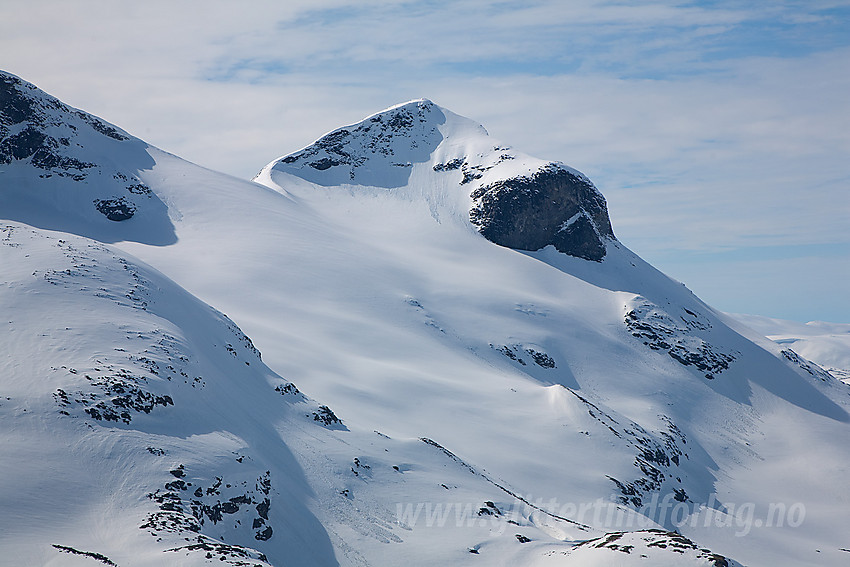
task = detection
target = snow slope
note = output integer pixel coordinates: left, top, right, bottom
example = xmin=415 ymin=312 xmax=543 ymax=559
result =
xmin=3 ymin=71 xmax=849 ymax=566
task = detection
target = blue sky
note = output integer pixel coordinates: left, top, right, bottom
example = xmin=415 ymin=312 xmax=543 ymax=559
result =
xmin=2 ymin=0 xmax=848 ymax=322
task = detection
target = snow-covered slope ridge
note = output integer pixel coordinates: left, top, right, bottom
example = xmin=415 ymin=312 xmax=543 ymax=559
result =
xmin=0 ymin=71 xmax=174 ymax=244
xmin=258 ymin=99 xmax=615 ymax=261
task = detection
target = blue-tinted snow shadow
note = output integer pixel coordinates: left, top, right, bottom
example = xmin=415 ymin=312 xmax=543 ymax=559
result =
xmin=0 ymin=143 xmax=177 ymax=246
xmin=0 ymin=190 xmax=178 ymax=246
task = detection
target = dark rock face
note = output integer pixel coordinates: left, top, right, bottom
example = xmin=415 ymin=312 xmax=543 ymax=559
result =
xmin=493 ymin=344 xmax=557 ymax=368
xmin=469 ymin=164 xmax=615 ymax=261
xmin=0 ymin=75 xmax=37 ymax=124
xmin=2 ymin=126 xmax=46 ymax=161
xmin=51 ymin=545 xmax=118 ymax=567
xmin=312 ymin=404 xmax=342 ymax=427
xmin=551 ymin=212 xmax=607 ymax=262
xmin=0 ymin=73 xmax=127 ymax=173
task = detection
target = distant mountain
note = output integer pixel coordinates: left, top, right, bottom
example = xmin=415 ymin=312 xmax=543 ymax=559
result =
xmin=3 ymin=70 xmax=849 ymax=566
xmin=730 ymin=314 xmax=850 ymax=383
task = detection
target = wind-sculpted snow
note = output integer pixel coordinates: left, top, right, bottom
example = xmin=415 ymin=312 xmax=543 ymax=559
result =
xmin=20 ymin=229 xmax=264 ymax=424
xmin=0 ymin=71 xmax=175 ymax=244
xmin=2 ymin=221 xmax=743 ymax=566
xmin=566 ymin=389 xmax=692 ymax=508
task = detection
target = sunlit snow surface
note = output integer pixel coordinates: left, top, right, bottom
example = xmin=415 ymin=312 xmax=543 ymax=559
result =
xmin=2 ymin=73 xmax=850 ymax=566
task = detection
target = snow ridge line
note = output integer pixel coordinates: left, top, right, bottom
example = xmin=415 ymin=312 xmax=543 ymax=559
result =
xmin=419 ymin=437 xmax=592 ymax=531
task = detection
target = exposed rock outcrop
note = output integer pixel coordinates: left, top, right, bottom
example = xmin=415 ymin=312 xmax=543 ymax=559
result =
xmin=469 ymin=163 xmax=615 ymax=261
xmin=0 ymin=72 xmax=128 ymax=176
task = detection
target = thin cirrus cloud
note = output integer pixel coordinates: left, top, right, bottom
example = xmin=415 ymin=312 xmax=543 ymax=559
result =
xmin=202 ymin=1 xmax=844 ymax=79
xmin=1 ymin=0 xmax=848 ymax=322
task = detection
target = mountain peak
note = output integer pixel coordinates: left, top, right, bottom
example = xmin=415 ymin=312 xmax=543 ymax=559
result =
xmin=381 ymin=97 xmax=436 ymax=111
xmin=259 ymin=100 xmax=615 ymax=261
xmin=265 ymin=98 xmax=449 ymax=188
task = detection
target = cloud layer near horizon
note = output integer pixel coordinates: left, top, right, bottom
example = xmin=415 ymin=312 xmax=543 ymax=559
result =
xmin=3 ymin=0 xmax=848 ymax=321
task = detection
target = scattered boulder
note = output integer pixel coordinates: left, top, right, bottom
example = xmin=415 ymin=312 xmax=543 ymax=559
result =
xmin=94 ymin=198 xmax=136 ymax=221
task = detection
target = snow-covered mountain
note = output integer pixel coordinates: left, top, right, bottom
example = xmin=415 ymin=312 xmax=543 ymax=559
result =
xmin=2 ymin=70 xmax=849 ymax=566
xmin=261 ymin=100 xmax=614 ymax=261
xmin=0 ymin=73 xmax=174 ymax=245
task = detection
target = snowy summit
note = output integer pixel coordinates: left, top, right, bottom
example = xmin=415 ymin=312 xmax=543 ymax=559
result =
xmin=258 ymin=99 xmax=615 ymax=261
